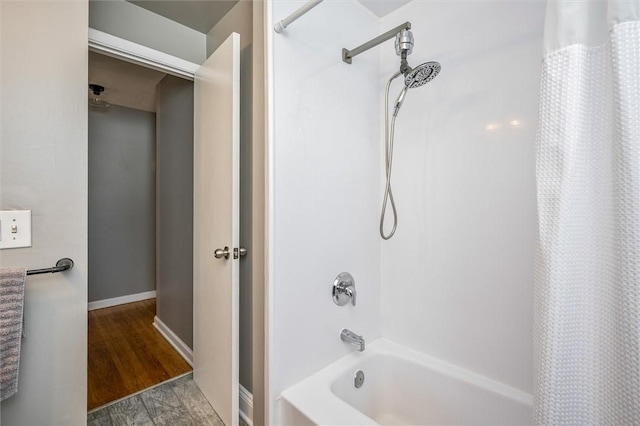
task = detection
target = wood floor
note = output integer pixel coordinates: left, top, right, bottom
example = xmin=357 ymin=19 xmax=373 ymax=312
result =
xmin=88 ymin=299 xmax=192 ymax=410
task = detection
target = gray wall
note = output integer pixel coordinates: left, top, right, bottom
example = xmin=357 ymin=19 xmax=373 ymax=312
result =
xmin=89 ymin=105 xmax=156 ymax=302
xmin=206 ymin=0 xmax=252 ymax=58
xmin=0 ymin=2 xmax=88 ymax=424
xmin=89 ymin=0 xmax=207 ymax=64
xmin=207 ymin=0 xmax=254 ymax=393
xmin=155 ymin=75 xmax=195 ymax=349
xmin=250 ymin=2 xmax=266 ymax=422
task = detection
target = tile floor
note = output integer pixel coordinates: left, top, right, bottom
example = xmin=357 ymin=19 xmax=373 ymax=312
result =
xmin=88 ymin=373 xmax=226 ymax=426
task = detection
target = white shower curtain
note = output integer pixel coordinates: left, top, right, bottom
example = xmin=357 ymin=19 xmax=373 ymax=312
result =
xmin=534 ymin=1 xmax=640 ymax=424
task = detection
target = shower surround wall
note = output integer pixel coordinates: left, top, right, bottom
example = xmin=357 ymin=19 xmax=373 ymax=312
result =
xmin=270 ymin=0 xmax=544 ymax=421
xmin=270 ymin=0 xmax=381 ymax=420
xmin=378 ymin=2 xmax=544 ymax=394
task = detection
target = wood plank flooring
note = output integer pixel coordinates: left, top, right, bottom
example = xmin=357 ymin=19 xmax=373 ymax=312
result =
xmin=88 ymin=299 xmax=192 ymax=410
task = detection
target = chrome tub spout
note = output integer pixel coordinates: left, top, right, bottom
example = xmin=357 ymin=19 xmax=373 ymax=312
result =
xmin=340 ymin=328 xmax=365 ymax=352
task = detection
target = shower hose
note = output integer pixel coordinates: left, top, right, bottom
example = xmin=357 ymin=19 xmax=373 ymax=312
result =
xmin=380 ymin=71 xmax=402 ymax=240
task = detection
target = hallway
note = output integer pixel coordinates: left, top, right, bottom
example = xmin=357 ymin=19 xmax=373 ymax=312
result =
xmin=88 ymin=299 xmax=192 ymax=410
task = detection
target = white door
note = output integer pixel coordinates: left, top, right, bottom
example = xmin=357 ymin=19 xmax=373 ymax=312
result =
xmin=193 ymin=32 xmax=240 ymax=426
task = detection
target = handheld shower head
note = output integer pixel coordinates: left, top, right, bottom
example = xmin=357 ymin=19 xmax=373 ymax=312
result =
xmin=381 ymin=31 xmax=442 ymax=240
xmin=393 ymin=86 xmax=409 ymax=117
xmin=404 ymin=61 xmax=441 ymax=88
xmin=392 ymin=62 xmax=440 ymax=117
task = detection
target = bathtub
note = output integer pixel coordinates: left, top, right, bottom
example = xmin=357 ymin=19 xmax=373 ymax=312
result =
xmin=280 ymin=339 xmax=532 ymax=425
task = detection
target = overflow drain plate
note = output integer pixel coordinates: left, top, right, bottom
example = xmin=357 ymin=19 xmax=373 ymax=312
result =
xmin=354 ymin=370 xmax=365 ymax=388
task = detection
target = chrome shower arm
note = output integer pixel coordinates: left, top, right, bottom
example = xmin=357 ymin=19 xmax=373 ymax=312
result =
xmin=342 ymin=22 xmax=411 ymax=64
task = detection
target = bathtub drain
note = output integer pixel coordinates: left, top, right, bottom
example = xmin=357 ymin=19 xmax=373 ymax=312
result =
xmin=354 ymin=370 xmax=365 ymax=388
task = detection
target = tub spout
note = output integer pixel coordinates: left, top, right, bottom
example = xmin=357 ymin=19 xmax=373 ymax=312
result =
xmin=340 ymin=328 xmax=365 ymax=352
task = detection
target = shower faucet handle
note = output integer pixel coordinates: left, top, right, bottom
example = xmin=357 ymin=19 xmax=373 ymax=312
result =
xmin=333 ymin=272 xmax=356 ymax=307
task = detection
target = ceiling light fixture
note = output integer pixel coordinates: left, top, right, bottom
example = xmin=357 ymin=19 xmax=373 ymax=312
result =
xmin=88 ymin=83 xmax=111 ymax=108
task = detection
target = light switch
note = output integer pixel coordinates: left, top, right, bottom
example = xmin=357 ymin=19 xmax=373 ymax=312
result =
xmin=0 ymin=210 xmax=32 ymax=249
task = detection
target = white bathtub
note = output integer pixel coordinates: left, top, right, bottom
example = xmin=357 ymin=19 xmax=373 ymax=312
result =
xmin=280 ymin=339 xmax=532 ymax=425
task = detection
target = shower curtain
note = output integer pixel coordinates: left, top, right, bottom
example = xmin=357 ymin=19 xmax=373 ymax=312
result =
xmin=534 ymin=1 xmax=640 ymax=424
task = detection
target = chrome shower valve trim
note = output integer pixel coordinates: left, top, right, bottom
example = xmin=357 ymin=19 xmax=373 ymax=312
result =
xmin=333 ymin=272 xmax=356 ymax=306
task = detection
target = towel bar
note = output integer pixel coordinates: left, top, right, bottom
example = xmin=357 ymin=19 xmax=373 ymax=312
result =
xmin=26 ymin=258 xmax=74 ymax=276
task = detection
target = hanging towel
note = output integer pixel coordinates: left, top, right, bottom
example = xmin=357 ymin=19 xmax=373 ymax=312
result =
xmin=0 ymin=267 xmax=26 ymax=401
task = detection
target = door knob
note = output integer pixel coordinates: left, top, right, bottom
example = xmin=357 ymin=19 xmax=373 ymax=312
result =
xmin=214 ymin=246 xmax=230 ymax=260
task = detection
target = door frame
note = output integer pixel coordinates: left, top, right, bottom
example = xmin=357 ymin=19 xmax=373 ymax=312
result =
xmin=87 ymin=28 xmax=267 ymax=426
xmin=89 ymin=28 xmax=199 ymax=79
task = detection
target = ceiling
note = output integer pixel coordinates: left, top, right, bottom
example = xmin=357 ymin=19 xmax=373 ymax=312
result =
xmin=123 ymin=0 xmax=410 ymax=35
xmin=127 ymin=0 xmax=239 ymax=33
xmin=88 ymin=52 xmax=167 ymax=112
xmin=87 ymin=0 xmax=414 ymax=112
xmin=356 ymin=0 xmax=412 ymax=17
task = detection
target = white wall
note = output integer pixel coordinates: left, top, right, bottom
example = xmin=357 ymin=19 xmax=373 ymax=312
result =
xmin=269 ymin=0 xmax=544 ymax=421
xmin=379 ymin=1 xmax=544 ymax=394
xmin=269 ymin=0 xmax=381 ymax=420
xmin=0 ymin=1 xmax=88 ymax=424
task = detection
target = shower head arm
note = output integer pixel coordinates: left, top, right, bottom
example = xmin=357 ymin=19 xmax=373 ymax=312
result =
xmin=342 ymin=21 xmax=411 ymax=64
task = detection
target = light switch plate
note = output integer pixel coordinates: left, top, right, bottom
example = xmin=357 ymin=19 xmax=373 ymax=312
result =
xmin=0 ymin=210 xmax=32 ymax=249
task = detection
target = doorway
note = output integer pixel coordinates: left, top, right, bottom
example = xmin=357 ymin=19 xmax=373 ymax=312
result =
xmin=87 ymin=50 xmax=196 ymax=409
xmin=87 ymin=18 xmax=252 ymax=426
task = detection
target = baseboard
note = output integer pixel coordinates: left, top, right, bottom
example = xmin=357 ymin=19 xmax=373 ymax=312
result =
xmin=88 ymin=290 xmax=156 ymax=311
xmin=153 ymin=316 xmax=193 ymax=366
xmin=240 ymin=384 xmax=253 ymax=426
